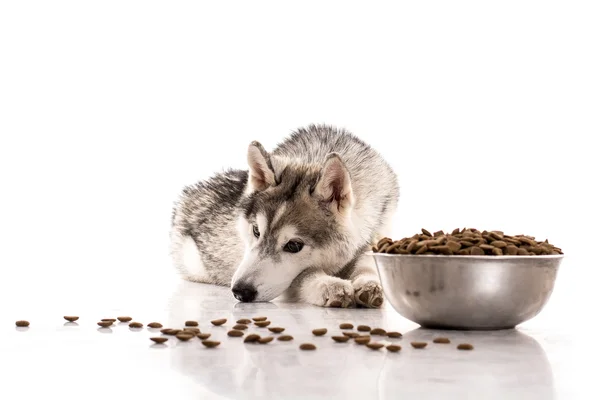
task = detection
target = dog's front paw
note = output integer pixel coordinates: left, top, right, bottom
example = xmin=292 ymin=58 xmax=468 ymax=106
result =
xmin=307 ymin=277 xmax=355 ymax=308
xmin=353 ymin=277 xmax=384 ymax=308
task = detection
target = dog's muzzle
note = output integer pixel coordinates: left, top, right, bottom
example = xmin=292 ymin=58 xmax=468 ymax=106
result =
xmin=232 ymin=283 xmax=258 ymax=302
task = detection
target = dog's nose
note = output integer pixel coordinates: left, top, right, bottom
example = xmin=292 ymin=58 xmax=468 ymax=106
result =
xmin=232 ymin=284 xmax=257 ymax=302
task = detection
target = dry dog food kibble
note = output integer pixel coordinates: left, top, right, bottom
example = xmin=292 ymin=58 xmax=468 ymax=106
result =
xmin=147 ymin=322 xmax=163 ymax=328
xmin=457 ymin=343 xmax=474 ymax=350
xmin=64 ymin=316 xmax=79 ymax=322
xmin=227 ymin=330 xmax=244 ymax=337
xmin=175 ymin=333 xmax=194 ymax=341
xmin=299 ymin=343 xmax=316 ymax=350
xmin=15 ymin=320 xmax=30 ymax=327
xmin=254 ymin=321 xmax=271 ymax=327
xmin=387 ymin=331 xmax=402 ymax=338
xmin=332 ymin=336 xmax=350 ymax=343
xmin=150 ymin=337 xmax=168 ymax=344
xmin=343 ymin=332 xmax=360 ymax=338
xmin=386 ymin=344 xmax=402 ymax=352
xmin=101 ymin=318 xmax=117 ymax=323
xmin=258 ymin=337 xmax=274 ymax=344
xmin=197 ymin=333 xmax=211 ymax=340
xmin=232 ymin=324 xmax=248 ymax=330
xmin=411 ymin=342 xmax=428 ymax=349
xmin=339 ymin=323 xmax=354 ymax=329
xmin=373 ymin=229 xmax=563 ymax=256
xmin=183 ymin=327 xmax=200 ymax=334
xmin=370 ymin=328 xmax=386 ymax=336
xmin=97 ymin=321 xmax=112 ymax=328
xmin=252 ymin=317 xmax=267 ymax=322
xmin=366 ymin=342 xmax=384 ymax=350
xmin=185 ymin=320 xmax=199 ymax=327
xmin=237 ymin=319 xmax=252 ymax=324
xmin=354 ymin=336 xmax=371 ymax=345
xmin=312 ymin=328 xmax=327 ymax=336
xmin=129 ymin=322 xmax=143 ymax=328
xmin=202 ymin=340 xmax=221 ymax=348
xmin=244 ymin=334 xmax=261 ymax=343
xmin=268 ymin=327 xmax=285 ymax=333
xmin=433 ymin=337 xmax=451 ymax=344
xmin=357 ymin=325 xmax=371 ymax=332
xmin=211 ymin=319 xmax=227 ymax=326
xmin=277 ymin=335 xmax=294 ymax=341
xmin=117 ymin=316 xmax=132 ymax=322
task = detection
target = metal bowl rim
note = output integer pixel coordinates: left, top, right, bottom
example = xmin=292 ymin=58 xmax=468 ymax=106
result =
xmin=368 ymin=251 xmax=564 ymax=260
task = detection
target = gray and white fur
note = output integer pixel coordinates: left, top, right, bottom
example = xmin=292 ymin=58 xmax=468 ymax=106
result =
xmin=170 ymin=124 xmax=399 ymax=308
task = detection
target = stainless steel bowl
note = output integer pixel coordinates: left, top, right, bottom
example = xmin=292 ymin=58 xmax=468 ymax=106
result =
xmin=372 ymin=252 xmax=563 ymax=330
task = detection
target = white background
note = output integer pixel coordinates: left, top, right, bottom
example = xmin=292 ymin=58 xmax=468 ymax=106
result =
xmin=1 ymin=1 xmax=599 ymax=320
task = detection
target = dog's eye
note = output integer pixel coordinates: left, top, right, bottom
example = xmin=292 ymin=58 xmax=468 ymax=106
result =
xmin=284 ymin=241 xmax=304 ymax=253
xmin=252 ymin=225 xmax=260 ymax=238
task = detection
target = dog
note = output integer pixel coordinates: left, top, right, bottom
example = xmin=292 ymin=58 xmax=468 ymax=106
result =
xmin=169 ymin=124 xmax=399 ymax=308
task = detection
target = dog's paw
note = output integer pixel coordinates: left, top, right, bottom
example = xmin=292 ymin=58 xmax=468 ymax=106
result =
xmin=353 ymin=277 xmax=384 ymax=308
xmin=307 ymin=277 xmax=355 ymax=308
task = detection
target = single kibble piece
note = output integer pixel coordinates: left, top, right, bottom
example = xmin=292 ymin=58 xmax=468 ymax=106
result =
xmin=147 ymin=322 xmax=163 ymax=328
xmin=421 ymin=228 xmax=432 ymax=237
xmin=457 ymin=343 xmax=474 ymax=351
xmin=470 ymin=246 xmax=485 ymax=255
xmin=236 ymin=319 xmax=252 ymax=324
xmin=244 ymin=334 xmax=260 ymax=343
xmin=387 ymin=331 xmax=402 ymax=338
xmin=254 ymin=321 xmax=271 ymax=327
xmin=15 ymin=320 xmax=30 ymax=327
xmin=197 ymin=333 xmax=211 ymax=340
xmin=366 ymin=342 xmax=384 ymax=350
xmin=357 ymin=325 xmax=371 ymax=332
xmin=183 ymin=327 xmax=200 ymax=334
xmin=411 ymin=342 xmax=428 ymax=349
xmin=370 ymin=328 xmax=387 ymax=336
xmin=252 ymin=316 xmax=267 ymax=322
xmin=277 ymin=335 xmax=294 ymax=341
xmin=232 ymin=324 xmax=248 ymax=330
xmin=185 ymin=320 xmax=199 ymax=327
xmin=150 ymin=337 xmax=168 ymax=344
xmin=387 ymin=345 xmax=401 ymax=352
xmin=163 ymin=329 xmax=181 ymax=335
xmin=312 ymin=328 xmax=327 ymax=336
xmin=268 ymin=327 xmax=285 ymax=333
xmin=354 ymin=336 xmax=371 ymax=345
xmin=211 ymin=318 xmax=227 ymax=326
xmin=258 ymin=336 xmax=274 ymax=344
xmin=201 ymin=340 xmax=221 ymax=348
xmin=97 ymin=321 xmax=113 ymax=328
xmin=129 ymin=322 xmax=143 ymax=328
xmin=117 ymin=316 xmax=132 ymax=322
xmin=64 ymin=316 xmax=79 ymax=322
xmin=343 ymin=332 xmax=360 ymax=338
xmin=175 ymin=333 xmax=194 ymax=341
xmin=101 ymin=318 xmax=117 ymax=323
xmin=227 ymin=330 xmax=244 ymax=337
xmin=332 ymin=336 xmax=350 ymax=343
xmin=433 ymin=337 xmax=451 ymax=344
xmin=299 ymin=343 xmax=316 ymax=350
xmin=339 ymin=323 xmax=354 ymax=329
xmin=160 ymin=328 xmax=173 ymax=334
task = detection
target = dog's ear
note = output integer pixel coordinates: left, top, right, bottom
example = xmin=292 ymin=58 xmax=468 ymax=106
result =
xmin=314 ymin=153 xmax=354 ymax=212
xmin=247 ymin=141 xmax=275 ymax=192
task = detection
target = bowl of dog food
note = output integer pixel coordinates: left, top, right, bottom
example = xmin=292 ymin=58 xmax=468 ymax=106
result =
xmin=371 ymin=228 xmax=564 ymax=330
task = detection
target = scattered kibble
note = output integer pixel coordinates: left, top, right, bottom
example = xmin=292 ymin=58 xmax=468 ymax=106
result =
xmin=386 ymin=345 xmax=401 ymax=352
xmin=299 ymin=343 xmax=316 ymax=350
xmin=185 ymin=321 xmax=199 ymax=327
xmin=258 ymin=337 xmax=274 ymax=344
xmin=244 ymin=334 xmax=260 ymax=343
xmin=433 ymin=337 xmax=451 ymax=344
xmin=201 ymin=340 xmax=221 ymax=348
xmin=97 ymin=321 xmax=112 ymax=328
xmin=277 ymin=335 xmax=294 ymax=341
xmin=227 ymin=330 xmax=244 ymax=337
xmin=101 ymin=319 xmax=116 ymax=323
xmin=211 ymin=319 xmax=227 ymax=326
xmin=197 ymin=333 xmax=211 ymax=340
xmin=370 ymin=328 xmax=386 ymax=336
xmin=332 ymin=336 xmax=350 ymax=343
xmin=254 ymin=321 xmax=271 ymax=327
xmin=357 ymin=325 xmax=371 ymax=332
xmin=312 ymin=328 xmax=327 ymax=336
xmin=183 ymin=327 xmax=200 ymax=334
xmin=147 ymin=322 xmax=163 ymax=329
xmin=117 ymin=316 xmax=132 ymax=322
xmin=343 ymin=332 xmax=360 ymax=338
xmin=457 ymin=343 xmax=474 ymax=351
xmin=232 ymin=324 xmax=248 ymax=330
xmin=15 ymin=320 xmax=30 ymax=327
xmin=366 ymin=342 xmax=384 ymax=350
xmin=387 ymin=331 xmax=402 ymax=338
xmin=64 ymin=316 xmax=79 ymax=322
xmin=268 ymin=327 xmax=285 ymax=333
xmin=339 ymin=323 xmax=354 ymax=329
xmin=150 ymin=337 xmax=168 ymax=344
xmin=175 ymin=333 xmax=194 ymax=341
xmin=129 ymin=322 xmax=143 ymax=328
xmin=252 ymin=317 xmax=267 ymax=322
xmin=237 ymin=319 xmax=252 ymax=324
xmin=411 ymin=342 xmax=428 ymax=349
xmin=354 ymin=336 xmax=371 ymax=345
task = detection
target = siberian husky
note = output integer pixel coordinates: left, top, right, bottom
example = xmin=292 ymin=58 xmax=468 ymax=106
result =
xmin=170 ymin=124 xmax=399 ymax=308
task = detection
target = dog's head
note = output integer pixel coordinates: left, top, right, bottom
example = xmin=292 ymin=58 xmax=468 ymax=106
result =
xmin=230 ymin=141 xmax=357 ymax=302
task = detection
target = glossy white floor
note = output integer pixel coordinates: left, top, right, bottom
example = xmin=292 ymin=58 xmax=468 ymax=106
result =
xmin=1 ymin=252 xmax=595 ymax=400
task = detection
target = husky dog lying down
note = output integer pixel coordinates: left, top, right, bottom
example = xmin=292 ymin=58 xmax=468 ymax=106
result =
xmin=170 ymin=124 xmax=399 ymax=308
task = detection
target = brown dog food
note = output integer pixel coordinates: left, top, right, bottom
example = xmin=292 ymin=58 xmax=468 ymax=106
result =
xmin=150 ymin=337 xmax=168 ymax=344
xmin=433 ymin=337 xmax=451 ymax=344
xmin=411 ymin=342 xmax=428 ymax=349
xmin=343 ymin=332 xmax=360 ymax=338
xmin=185 ymin=321 xmax=199 ymax=327
xmin=339 ymin=323 xmax=354 ymax=329
xmin=183 ymin=327 xmax=200 ymax=334
xmin=370 ymin=328 xmax=386 ymax=336
xmin=387 ymin=344 xmax=402 ymax=352
xmin=129 ymin=322 xmax=143 ymax=328
xmin=299 ymin=343 xmax=316 ymax=350
xmin=457 ymin=343 xmax=474 ymax=350
xmin=15 ymin=320 xmax=30 ymax=327
xmin=354 ymin=336 xmax=371 ymax=345
xmin=244 ymin=334 xmax=260 ymax=343
xmin=254 ymin=321 xmax=271 ymax=327
xmin=277 ymin=335 xmax=294 ymax=341
xmin=147 ymin=322 xmax=163 ymax=329
xmin=312 ymin=328 xmax=327 ymax=336
xmin=117 ymin=316 xmax=132 ymax=322
xmin=332 ymin=336 xmax=350 ymax=343
xmin=197 ymin=333 xmax=211 ymax=340
xmin=372 ymin=229 xmax=563 ymax=256
xmin=387 ymin=331 xmax=402 ymax=338
xmin=97 ymin=321 xmax=112 ymax=328
xmin=101 ymin=318 xmax=117 ymax=323
xmin=227 ymin=330 xmax=244 ymax=337
xmin=64 ymin=316 xmax=79 ymax=322
xmin=268 ymin=327 xmax=285 ymax=333
xmin=237 ymin=319 xmax=252 ymax=324
xmin=175 ymin=333 xmax=194 ymax=341
xmin=357 ymin=325 xmax=371 ymax=332
xmin=211 ymin=319 xmax=227 ymax=326
xmin=366 ymin=342 xmax=384 ymax=350
xmin=252 ymin=316 xmax=267 ymax=322
xmin=258 ymin=337 xmax=274 ymax=344
xmin=233 ymin=324 xmax=248 ymax=330
xmin=201 ymin=340 xmax=220 ymax=348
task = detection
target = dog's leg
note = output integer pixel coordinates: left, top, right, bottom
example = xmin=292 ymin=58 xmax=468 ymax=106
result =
xmin=284 ymin=268 xmax=355 ymax=308
xmin=347 ymin=253 xmax=384 ymax=308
